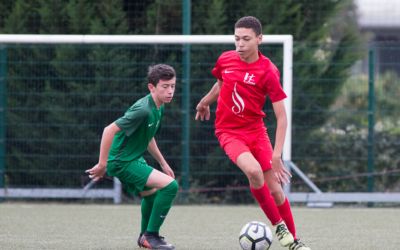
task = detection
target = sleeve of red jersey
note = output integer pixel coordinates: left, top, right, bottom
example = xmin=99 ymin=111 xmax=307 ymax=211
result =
xmin=211 ymin=55 xmax=223 ymax=81
xmin=265 ymin=68 xmax=287 ymax=103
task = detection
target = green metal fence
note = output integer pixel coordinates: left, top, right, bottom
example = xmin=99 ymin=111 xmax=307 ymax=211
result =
xmin=0 ymin=42 xmax=399 ymax=202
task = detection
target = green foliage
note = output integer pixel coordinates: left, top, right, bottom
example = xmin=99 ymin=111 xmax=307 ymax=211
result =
xmin=296 ymin=128 xmax=400 ymax=192
xmin=37 ymin=0 xmax=69 ymax=34
xmin=89 ymin=0 xmax=129 ymax=34
xmin=0 ymin=1 xmax=374 ymax=198
xmin=329 ymin=71 xmax=400 ymax=132
xmin=294 ymin=71 xmax=400 ymax=192
xmin=192 ymin=0 xmax=227 ymax=34
xmin=144 ymin=0 xmax=181 ymax=34
xmin=0 ymin=0 xmax=14 ymax=29
xmin=291 ymin=0 xmax=364 ymax=138
xmin=66 ymin=0 xmax=95 ymax=33
xmin=3 ymin=0 xmax=134 ymax=186
xmin=2 ymin=0 xmax=41 ymax=33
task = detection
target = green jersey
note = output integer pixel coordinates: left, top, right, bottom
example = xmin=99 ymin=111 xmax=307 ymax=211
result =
xmin=108 ymin=94 xmax=164 ymax=162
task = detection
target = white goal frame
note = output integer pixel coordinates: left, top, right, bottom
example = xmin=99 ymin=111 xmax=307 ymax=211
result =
xmin=0 ymin=34 xmax=399 ymax=205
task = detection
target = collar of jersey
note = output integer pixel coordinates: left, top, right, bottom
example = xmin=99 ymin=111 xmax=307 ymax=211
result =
xmin=147 ymin=93 xmax=162 ymax=110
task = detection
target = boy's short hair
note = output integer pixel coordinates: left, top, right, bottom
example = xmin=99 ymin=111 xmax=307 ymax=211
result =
xmin=234 ymin=16 xmax=262 ymax=36
xmin=147 ymin=64 xmax=176 ymax=85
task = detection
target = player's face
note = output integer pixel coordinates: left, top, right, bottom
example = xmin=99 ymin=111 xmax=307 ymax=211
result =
xmin=149 ymin=77 xmax=176 ymax=107
xmin=234 ymin=28 xmax=262 ymax=63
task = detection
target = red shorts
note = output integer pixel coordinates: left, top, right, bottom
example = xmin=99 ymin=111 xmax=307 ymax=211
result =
xmin=216 ymin=128 xmax=273 ymax=172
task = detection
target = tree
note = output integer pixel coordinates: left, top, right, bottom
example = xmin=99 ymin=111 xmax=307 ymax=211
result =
xmin=2 ymin=0 xmax=134 ymax=186
xmin=144 ymin=0 xmax=181 ymax=34
xmin=0 ymin=0 xmax=366 ymax=196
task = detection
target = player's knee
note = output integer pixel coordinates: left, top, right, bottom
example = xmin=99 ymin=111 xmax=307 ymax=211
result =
xmin=171 ymin=179 xmax=179 ymax=194
xmin=164 ymin=179 xmax=178 ymax=195
xmin=246 ymin=167 xmax=264 ymax=187
xmin=271 ymin=189 xmax=285 ymax=204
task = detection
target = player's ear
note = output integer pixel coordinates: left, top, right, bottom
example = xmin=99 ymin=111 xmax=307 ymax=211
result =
xmin=148 ymin=83 xmax=156 ymax=92
xmin=257 ymin=34 xmax=262 ymax=45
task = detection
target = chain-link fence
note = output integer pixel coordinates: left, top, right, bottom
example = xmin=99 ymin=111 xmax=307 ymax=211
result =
xmin=0 ymin=40 xmax=398 ymax=203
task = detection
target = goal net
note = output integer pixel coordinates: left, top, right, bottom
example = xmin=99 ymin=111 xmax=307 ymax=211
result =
xmin=0 ymin=34 xmax=293 ymax=203
xmin=3 ymin=34 xmax=396 ymax=205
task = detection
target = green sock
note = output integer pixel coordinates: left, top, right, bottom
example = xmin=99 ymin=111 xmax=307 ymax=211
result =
xmin=141 ymin=191 xmax=157 ymax=234
xmin=146 ymin=180 xmax=178 ymax=233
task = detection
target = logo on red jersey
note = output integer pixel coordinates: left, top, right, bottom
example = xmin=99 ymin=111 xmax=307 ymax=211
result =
xmin=243 ymin=72 xmax=256 ymax=85
xmin=231 ymin=82 xmax=245 ymax=117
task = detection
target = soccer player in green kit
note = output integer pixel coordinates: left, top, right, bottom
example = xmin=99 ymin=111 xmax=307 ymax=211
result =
xmin=86 ymin=64 xmax=178 ymax=250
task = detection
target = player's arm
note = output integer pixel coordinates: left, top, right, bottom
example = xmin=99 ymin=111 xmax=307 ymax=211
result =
xmin=195 ymin=79 xmax=222 ymax=121
xmin=147 ymin=137 xmax=175 ymax=178
xmin=86 ymin=122 xmax=121 ymax=181
xmin=271 ymin=100 xmax=291 ymax=184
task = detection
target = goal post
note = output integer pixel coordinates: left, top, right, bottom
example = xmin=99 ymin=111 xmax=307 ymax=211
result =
xmin=5 ymin=34 xmax=398 ymax=205
xmin=0 ymin=34 xmax=295 ymax=203
xmin=0 ymin=35 xmax=294 ymax=150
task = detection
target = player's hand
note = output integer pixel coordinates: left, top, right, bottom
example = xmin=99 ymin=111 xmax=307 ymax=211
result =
xmin=85 ymin=163 xmax=106 ymax=182
xmin=160 ymin=163 xmax=175 ymax=178
xmin=271 ymin=155 xmax=291 ymax=185
xmin=195 ymin=102 xmax=210 ymax=121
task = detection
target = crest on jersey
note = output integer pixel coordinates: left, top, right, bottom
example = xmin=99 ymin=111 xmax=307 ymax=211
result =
xmin=243 ymin=72 xmax=256 ymax=85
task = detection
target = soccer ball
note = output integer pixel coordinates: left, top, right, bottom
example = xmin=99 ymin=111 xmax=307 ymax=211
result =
xmin=239 ymin=221 xmax=273 ymax=250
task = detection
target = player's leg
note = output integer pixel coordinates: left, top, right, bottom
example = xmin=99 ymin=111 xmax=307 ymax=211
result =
xmin=138 ymin=186 xmax=179 ymax=249
xmin=140 ymin=168 xmax=178 ymax=250
xmin=138 ymin=188 xmax=157 ymax=246
xmin=253 ymin=133 xmax=310 ymax=249
xmin=108 ymin=158 xmax=177 ymax=249
xmin=264 ymin=171 xmax=296 ymax=235
xmin=217 ymin=131 xmax=291 ymax=246
xmin=265 ymin=180 xmax=311 ymax=249
xmin=218 ymin=132 xmax=282 ymax=225
xmin=250 ymin=131 xmax=295 ymax=247
xmin=236 ymin=152 xmax=282 ymax=223
xmin=258 ymin=156 xmax=310 ymax=249
xmin=144 ymin=169 xmax=178 ymax=233
xmin=236 ymin=152 xmax=293 ymax=247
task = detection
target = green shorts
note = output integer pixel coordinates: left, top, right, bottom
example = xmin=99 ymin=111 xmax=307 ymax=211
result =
xmin=106 ymin=157 xmax=153 ymax=196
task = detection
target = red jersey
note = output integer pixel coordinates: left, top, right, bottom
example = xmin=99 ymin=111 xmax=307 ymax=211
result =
xmin=212 ymin=50 xmax=287 ymax=131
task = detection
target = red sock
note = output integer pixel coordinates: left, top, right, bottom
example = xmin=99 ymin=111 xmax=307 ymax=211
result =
xmin=250 ymin=184 xmax=282 ymax=225
xmin=278 ymin=198 xmax=297 ymax=239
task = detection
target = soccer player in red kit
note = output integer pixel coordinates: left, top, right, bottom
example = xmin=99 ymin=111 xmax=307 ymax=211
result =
xmin=195 ymin=16 xmax=311 ymax=250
